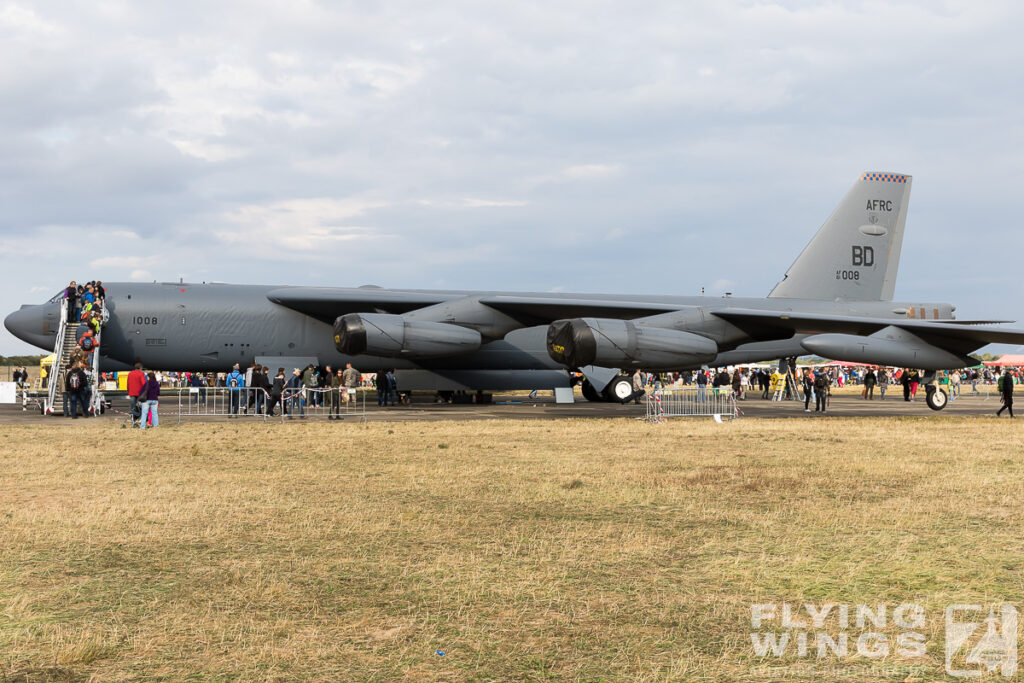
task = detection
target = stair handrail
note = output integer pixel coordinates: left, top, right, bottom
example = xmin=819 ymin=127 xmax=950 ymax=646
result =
xmin=46 ymin=297 xmax=70 ymax=414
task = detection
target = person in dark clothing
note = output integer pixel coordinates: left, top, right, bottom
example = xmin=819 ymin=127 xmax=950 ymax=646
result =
xmin=189 ymin=371 xmax=207 ymax=406
xmin=249 ymin=365 xmax=268 ymax=414
xmin=863 ymin=369 xmax=877 ymax=400
xmin=267 ymin=368 xmax=286 ymax=417
xmin=329 ymin=367 xmax=343 ymax=419
xmin=376 ymin=371 xmax=388 ymax=407
xmin=64 ymin=281 xmax=78 ymax=322
xmin=901 ymin=370 xmax=911 ymax=401
xmin=285 ymin=368 xmax=305 ymax=418
xmin=997 ymin=369 xmax=1015 ymax=417
xmin=65 ymin=361 xmax=88 ymax=418
xmin=813 ymin=371 xmax=829 ymax=413
xmin=760 ymin=369 xmax=770 ymax=399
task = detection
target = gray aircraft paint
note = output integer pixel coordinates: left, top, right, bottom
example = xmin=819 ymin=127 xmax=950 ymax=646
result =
xmin=769 ymin=172 xmax=911 ymax=302
xmin=7 ymin=172 xmax=1024 ymax=397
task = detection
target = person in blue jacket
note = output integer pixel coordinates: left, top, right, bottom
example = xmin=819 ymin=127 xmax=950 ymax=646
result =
xmin=226 ymin=363 xmax=245 ymax=415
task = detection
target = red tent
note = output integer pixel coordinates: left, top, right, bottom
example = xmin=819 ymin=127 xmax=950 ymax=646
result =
xmin=984 ymin=354 xmax=1024 ymax=366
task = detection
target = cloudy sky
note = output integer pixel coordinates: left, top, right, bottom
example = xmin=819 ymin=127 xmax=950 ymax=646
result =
xmin=2 ymin=0 xmax=1023 ymax=354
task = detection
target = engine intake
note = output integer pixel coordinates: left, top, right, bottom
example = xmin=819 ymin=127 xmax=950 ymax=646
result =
xmin=334 ymin=313 xmax=482 ymax=358
xmin=546 ymin=318 xmax=718 ymax=370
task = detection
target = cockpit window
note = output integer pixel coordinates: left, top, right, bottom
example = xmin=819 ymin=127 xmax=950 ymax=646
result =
xmin=48 ymin=290 xmax=67 ymax=304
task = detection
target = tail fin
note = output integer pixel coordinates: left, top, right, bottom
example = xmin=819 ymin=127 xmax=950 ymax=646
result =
xmin=769 ymin=172 xmax=912 ymax=301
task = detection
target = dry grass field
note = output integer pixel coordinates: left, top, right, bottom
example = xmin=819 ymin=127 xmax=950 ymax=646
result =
xmin=1 ymin=417 xmax=1023 ymax=681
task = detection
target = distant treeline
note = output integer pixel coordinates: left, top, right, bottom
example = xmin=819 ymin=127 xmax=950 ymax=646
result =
xmin=0 ymin=354 xmax=46 ymax=366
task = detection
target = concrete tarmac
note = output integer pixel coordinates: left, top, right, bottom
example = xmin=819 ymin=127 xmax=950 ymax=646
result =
xmin=0 ymin=389 xmax=1012 ymax=425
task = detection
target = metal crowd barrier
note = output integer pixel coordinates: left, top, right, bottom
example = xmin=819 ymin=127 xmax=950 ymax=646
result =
xmin=177 ymin=387 xmax=271 ymax=423
xmin=278 ymin=387 xmax=366 ymax=421
xmin=646 ymin=388 xmax=739 ymax=423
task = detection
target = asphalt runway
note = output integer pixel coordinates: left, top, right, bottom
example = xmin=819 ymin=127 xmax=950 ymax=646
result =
xmin=0 ymin=389 xmax=1012 ymax=424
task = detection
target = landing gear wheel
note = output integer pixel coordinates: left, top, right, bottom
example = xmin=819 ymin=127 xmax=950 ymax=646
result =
xmin=603 ymin=375 xmax=634 ymax=403
xmin=925 ymin=386 xmax=948 ymax=411
xmin=581 ymin=380 xmax=603 ymax=402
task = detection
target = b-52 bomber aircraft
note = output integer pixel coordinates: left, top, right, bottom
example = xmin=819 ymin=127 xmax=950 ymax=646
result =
xmin=8 ymin=171 xmax=1024 ymax=410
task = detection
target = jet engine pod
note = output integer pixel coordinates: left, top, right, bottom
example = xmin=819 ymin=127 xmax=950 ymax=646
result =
xmin=546 ymin=318 xmax=718 ymax=370
xmin=334 ymin=313 xmax=482 ymax=358
xmin=801 ymin=328 xmax=972 ymax=370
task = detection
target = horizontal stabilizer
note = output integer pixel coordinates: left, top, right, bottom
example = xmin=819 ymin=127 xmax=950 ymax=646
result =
xmin=714 ymin=308 xmax=1024 ymax=356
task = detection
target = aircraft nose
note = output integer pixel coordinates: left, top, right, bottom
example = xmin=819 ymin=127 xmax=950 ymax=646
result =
xmin=4 ymin=304 xmax=58 ymax=350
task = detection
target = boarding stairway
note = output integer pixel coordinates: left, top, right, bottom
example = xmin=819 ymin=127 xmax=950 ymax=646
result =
xmin=43 ymin=297 xmax=105 ymax=416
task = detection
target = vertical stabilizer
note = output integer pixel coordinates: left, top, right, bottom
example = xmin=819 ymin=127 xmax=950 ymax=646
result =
xmin=769 ymin=172 xmax=912 ymax=301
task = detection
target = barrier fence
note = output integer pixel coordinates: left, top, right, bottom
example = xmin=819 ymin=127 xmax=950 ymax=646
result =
xmin=175 ymin=386 xmax=366 ymax=424
xmin=646 ymin=388 xmax=739 ymax=423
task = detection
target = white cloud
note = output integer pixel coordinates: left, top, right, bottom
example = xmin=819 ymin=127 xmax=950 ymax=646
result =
xmin=4 ymin=0 xmax=1024 ymax=355
xmin=215 ymin=198 xmax=390 ymax=255
xmin=561 ymin=164 xmax=622 ymax=180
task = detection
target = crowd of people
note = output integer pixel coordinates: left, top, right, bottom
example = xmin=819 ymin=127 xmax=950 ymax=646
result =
xmin=632 ymin=363 xmax=1018 ymax=417
xmin=123 ymin=361 xmax=366 ymax=427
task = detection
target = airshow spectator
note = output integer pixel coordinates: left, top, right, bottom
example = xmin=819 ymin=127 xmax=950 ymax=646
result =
xmin=342 ymin=363 xmax=360 ymax=404
xmin=632 ymin=370 xmax=644 ymax=404
xmin=802 ymin=369 xmax=814 ymax=412
xmin=189 ymin=371 xmax=207 ymax=406
xmin=329 ymin=367 xmax=343 ymax=419
xmin=949 ymin=370 xmax=961 ymax=401
xmin=13 ymin=366 xmax=29 ymax=411
xmin=78 ymin=328 xmax=98 ymax=362
xmin=317 ymin=366 xmax=330 ymax=407
xmin=695 ymin=369 xmax=708 ymax=403
xmin=813 ymin=368 xmax=829 ymax=413
xmin=863 ymin=368 xmax=876 ymax=400
xmin=285 ymin=368 xmax=305 ymax=418
xmin=65 ymin=361 xmax=88 ymax=419
xmin=997 ymin=368 xmax=1015 ymax=418
xmin=877 ymin=369 xmax=889 ymax=400
xmin=250 ymin=365 xmax=269 ymax=414
xmin=138 ymin=371 xmax=160 ymax=429
xmin=226 ymin=364 xmax=245 ymax=415
xmin=267 ymin=368 xmax=286 ymax=417
xmin=901 ymin=370 xmax=911 ymax=401
xmin=908 ymin=370 xmax=920 ymax=401
xmin=64 ymin=281 xmax=78 ymax=322
xmin=127 ymin=362 xmax=146 ymax=423
xmin=95 ymin=281 xmax=106 ymax=301
xmin=386 ymin=369 xmax=398 ymax=406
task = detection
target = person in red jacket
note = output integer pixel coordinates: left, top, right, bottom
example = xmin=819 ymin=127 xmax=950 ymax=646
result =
xmin=127 ymin=362 xmax=146 ymax=424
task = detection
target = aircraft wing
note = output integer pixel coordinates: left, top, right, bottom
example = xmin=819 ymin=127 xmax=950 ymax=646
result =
xmin=267 ymin=287 xmax=449 ymax=320
xmin=268 ymin=287 xmax=681 ymax=324
xmin=477 ymin=296 xmax=680 ymax=323
xmin=714 ymin=308 xmax=1024 ymax=355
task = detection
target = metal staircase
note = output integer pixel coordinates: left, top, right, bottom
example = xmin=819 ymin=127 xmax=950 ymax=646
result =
xmin=43 ymin=298 xmax=73 ymax=414
xmin=43 ymin=297 xmax=105 ymax=416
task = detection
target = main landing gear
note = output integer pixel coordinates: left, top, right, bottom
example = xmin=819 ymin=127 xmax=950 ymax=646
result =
xmin=580 ymin=375 xmax=634 ymax=404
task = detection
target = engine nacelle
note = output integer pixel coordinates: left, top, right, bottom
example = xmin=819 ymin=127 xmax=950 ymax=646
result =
xmin=546 ymin=318 xmax=718 ymax=370
xmin=801 ymin=326 xmax=974 ymax=370
xmin=334 ymin=313 xmax=482 ymax=358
